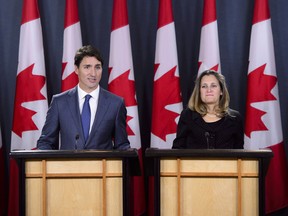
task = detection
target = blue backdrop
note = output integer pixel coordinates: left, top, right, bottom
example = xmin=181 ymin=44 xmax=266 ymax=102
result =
xmin=0 ymin=0 xmax=287 ymax=215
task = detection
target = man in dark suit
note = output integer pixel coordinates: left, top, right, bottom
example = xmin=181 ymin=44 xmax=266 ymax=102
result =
xmin=37 ymin=45 xmax=130 ymax=150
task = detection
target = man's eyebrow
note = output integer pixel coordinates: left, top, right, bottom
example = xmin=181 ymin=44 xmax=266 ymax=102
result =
xmin=82 ymin=63 xmax=102 ymax=67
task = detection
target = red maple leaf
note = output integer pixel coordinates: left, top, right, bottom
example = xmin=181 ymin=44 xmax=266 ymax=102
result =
xmin=126 ymin=115 xmax=134 ymax=135
xmin=108 ymin=69 xmax=137 ymax=135
xmin=12 ymin=64 xmax=46 ymax=137
xmin=151 ymin=64 xmax=182 ymax=141
xmin=245 ymin=64 xmax=277 ymax=137
xmin=61 ymin=62 xmax=78 ymax=91
xmin=210 ymin=64 xmax=219 ymax=71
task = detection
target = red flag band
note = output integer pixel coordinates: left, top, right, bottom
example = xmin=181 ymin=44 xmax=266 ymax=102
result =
xmin=244 ymin=0 xmax=288 ymax=213
xmin=9 ymin=0 xmax=48 ymax=215
xmin=108 ymin=0 xmax=145 ymax=215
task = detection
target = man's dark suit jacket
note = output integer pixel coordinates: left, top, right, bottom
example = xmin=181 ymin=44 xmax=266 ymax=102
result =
xmin=37 ymin=87 xmax=130 ymax=150
xmin=172 ymin=108 xmax=244 ymax=149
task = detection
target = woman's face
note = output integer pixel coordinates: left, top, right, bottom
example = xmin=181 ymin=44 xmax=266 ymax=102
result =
xmin=200 ymin=75 xmax=222 ymax=106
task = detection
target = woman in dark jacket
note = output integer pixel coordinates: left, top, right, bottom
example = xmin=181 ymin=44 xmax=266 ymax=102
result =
xmin=173 ymin=70 xmax=244 ymax=149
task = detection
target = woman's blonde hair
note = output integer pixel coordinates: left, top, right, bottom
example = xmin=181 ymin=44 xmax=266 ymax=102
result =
xmin=188 ymin=70 xmax=230 ymax=117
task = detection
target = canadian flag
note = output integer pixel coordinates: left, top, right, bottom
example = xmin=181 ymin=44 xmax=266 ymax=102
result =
xmin=244 ymin=0 xmax=288 ymax=213
xmin=61 ymin=0 xmax=82 ymax=92
xmin=149 ymin=0 xmax=182 ymax=214
xmin=150 ymin=0 xmax=183 ymax=149
xmin=108 ymin=0 xmax=145 ymax=215
xmin=9 ymin=0 xmax=48 ymax=215
xmin=198 ymin=0 xmax=221 ymax=75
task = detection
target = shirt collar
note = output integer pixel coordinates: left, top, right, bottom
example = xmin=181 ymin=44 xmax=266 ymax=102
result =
xmin=77 ymin=85 xmax=100 ymax=100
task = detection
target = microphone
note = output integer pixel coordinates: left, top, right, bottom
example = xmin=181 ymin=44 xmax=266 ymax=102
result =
xmin=75 ymin=134 xmax=80 ymax=150
xmin=205 ymin=132 xmax=210 ymax=149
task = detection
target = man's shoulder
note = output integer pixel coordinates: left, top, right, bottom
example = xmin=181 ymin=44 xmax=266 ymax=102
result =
xmin=53 ymin=87 xmax=76 ymax=99
xmin=100 ymin=88 xmax=123 ymax=102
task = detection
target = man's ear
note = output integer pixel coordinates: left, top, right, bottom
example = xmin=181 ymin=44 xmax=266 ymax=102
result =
xmin=74 ymin=65 xmax=79 ymax=75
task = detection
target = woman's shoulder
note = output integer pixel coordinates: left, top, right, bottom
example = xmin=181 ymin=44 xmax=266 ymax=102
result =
xmin=227 ymin=108 xmax=242 ymax=119
xmin=181 ymin=107 xmax=201 ymax=118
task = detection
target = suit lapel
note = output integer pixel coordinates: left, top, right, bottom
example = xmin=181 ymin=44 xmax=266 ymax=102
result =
xmin=91 ymin=88 xmax=110 ymax=132
xmin=66 ymin=87 xmax=85 ymax=142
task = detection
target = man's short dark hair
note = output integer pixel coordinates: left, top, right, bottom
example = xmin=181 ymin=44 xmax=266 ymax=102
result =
xmin=74 ymin=45 xmax=104 ymax=67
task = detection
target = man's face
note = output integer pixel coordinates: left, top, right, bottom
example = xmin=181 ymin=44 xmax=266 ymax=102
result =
xmin=75 ymin=56 xmax=102 ymax=93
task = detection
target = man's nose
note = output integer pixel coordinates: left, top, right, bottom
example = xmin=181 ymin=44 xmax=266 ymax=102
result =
xmin=90 ymin=68 xmax=97 ymax=75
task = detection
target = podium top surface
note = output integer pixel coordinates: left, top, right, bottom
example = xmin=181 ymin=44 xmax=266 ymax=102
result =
xmin=145 ymin=148 xmax=273 ymax=159
xmin=10 ymin=148 xmax=138 ymax=159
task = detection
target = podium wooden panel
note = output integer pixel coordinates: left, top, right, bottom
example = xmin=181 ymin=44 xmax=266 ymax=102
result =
xmin=11 ymin=149 xmax=140 ymax=216
xmin=146 ymin=148 xmax=273 ymax=216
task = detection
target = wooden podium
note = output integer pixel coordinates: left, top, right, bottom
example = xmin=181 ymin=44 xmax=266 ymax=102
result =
xmin=10 ymin=149 xmax=140 ymax=216
xmin=146 ymin=148 xmax=273 ymax=216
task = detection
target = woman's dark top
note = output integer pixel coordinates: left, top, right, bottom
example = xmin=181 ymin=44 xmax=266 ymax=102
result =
xmin=172 ymin=108 xmax=244 ymax=149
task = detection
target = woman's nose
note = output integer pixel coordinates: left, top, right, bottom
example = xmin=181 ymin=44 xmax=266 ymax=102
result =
xmin=207 ymin=86 xmax=212 ymax=92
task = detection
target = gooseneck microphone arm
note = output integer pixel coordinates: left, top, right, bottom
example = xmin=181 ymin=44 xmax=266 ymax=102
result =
xmin=205 ymin=132 xmax=210 ymax=149
xmin=75 ymin=134 xmax=80 ymax=150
